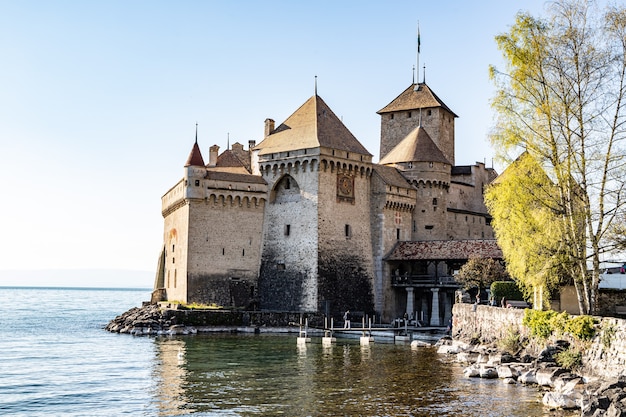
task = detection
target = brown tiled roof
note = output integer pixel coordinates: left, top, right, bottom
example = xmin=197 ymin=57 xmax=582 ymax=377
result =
xmin=255 ymin=95 xmax=371 ymax=156
xmin=228 ymin=142 xmax=252 ymax=172
xmin=374 ymin=164 xmax=413 ymax=188
xmin=184 ymin=142 xmax=205 ymax=167
xmin=378 ymin=125 xmax=450 ymax=165
xmin=216 ymin=150 xmax=246 ymax=168
xmin=377 ymin=83 xmax=458 ymax=117
xmin=205 ymin=170 xmax=267 ymax=184
xmin=385 ymin=239 xmax=502 ymax=261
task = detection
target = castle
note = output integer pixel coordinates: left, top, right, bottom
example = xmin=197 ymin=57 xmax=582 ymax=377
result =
xmin=152 ymin=81 xmax=502 ymax=325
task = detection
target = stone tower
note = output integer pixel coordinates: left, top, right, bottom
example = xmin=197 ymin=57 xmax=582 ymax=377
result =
xmin=379 ymin=125 xmax=451 ymax=240
xmin=157 ymin=135 xmax=267 ymax=306
xmin=377 ymin=83 xmax=457 ymax=165
xmin=253 ymin=95 xmax=376 ymax=317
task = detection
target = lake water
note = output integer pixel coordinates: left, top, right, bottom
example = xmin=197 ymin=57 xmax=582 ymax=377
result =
xmin=0 ymin=287 xmax=564 ymax=416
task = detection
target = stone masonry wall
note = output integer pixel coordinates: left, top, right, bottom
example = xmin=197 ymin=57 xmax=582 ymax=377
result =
xmin=317 ymin=158 xmax=375 ymax=319
xmin=452 ymin=303 xmax=529 ymax=344
xmin=453 ymin=303 xmax=626 ymax=379
xmin=186 ymin=196 xmax=265 ymax=307
xmin=258 ymin=157 xmax=319 ymax=312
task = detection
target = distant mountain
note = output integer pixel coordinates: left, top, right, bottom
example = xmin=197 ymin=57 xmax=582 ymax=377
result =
xmin=0 ymin=269 xmax=153 ymax=289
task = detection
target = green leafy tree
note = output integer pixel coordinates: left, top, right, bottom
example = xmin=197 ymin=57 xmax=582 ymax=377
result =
xmin=489 ymin=0 xmax=626 ymax=314
xmin=455 ymin=258 xmax=509 ymax=292
xmin=485 ymin=153 xmax=570 ymax=308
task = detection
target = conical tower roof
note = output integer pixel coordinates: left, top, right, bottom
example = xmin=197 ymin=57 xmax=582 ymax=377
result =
xmin=255 ymin=95 xmax=371 ymax=156
xmin=184 ymin=141 xmax=205 ymax=167
xmin=377 ymin=82 xmax=457 ymax=117
xmin=379 ymin=125 xmax=450 ymax=165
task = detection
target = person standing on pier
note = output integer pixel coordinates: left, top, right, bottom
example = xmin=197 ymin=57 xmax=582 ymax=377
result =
xmin=343 ymin=310 xmax=350 ymax=329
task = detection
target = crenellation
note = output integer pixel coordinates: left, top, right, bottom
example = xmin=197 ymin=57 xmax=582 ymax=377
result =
xmin=153 ymin=78 xmax=499 ymax=323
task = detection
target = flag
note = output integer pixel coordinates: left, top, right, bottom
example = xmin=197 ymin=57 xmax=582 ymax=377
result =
xmin=417 ymin=26 xmax=421 ymax=54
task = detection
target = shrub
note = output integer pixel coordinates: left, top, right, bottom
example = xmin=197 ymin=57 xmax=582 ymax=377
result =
xmin=601 ymin=323 xmax=617 ymax=349
xmin=491 ymin=281 xmax=525 ymax=301
xmin=565 ymin=315 xmax=596 ymax=341
xmin=549 ymin=311 xmax=569 ymax=336
xmin=497 ymin=327 xmax=522 ymax=354
xmin=522 ymin=309 xmax=596 ymax=342
xmin=523 ymin=309 xmax=556 ymax=339
xmin=555 ymin=347 xmax=582 ymax=370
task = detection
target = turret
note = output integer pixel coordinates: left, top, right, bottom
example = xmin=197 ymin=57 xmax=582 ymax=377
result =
xmin=378 ymin=83 xmax=457 ymax=165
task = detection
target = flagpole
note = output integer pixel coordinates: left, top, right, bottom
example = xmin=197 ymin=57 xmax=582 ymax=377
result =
xmin=417 ymin=22 xmax=420 ymax=85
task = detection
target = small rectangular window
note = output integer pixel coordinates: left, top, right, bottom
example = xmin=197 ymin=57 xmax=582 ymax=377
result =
xmin=396 ymin=228 xmax=400 ymax=240
xmin=425 ymin=225 xmax=434 ymax=230
xmin=285 ymin=224 xmax=291 ymax=236
xmin=432 ymin=198 xmax=438 ymax=206
xmin=345 ymin=224 xmax=352 ymax=238
xmin=194 ymin=180 xmax=200 ymax=186
xmin=276 ymin=262 xmax=286 ymax=271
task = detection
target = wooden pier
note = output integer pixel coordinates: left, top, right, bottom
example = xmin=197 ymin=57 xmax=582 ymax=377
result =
xmin=296 ymin=315 xmax=445 ymax=346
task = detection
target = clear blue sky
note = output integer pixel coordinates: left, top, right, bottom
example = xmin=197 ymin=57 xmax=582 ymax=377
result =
xmin=0 ymin=0 xmax=553 ymax=287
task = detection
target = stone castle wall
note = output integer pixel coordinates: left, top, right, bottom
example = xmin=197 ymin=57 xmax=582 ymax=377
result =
xmin=378 ymin=107 xmax=454 ymax=164
xmin=162 ymin=202 xmax=189 ymax=303
xmin=258 ymin=157 xmax=320 ymax=312
xmin=185 ymin=195 xmax=265 ymax=307
xmin=317 ymin=158 xmax=375 ymax=319
xmin=452 ymin=303 xmax=626 ymax=379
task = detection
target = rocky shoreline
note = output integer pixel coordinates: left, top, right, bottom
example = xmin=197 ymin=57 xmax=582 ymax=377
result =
xmin=105 ymin=304 xmax=195 ymax=335
xmin=437 ymin=337 xmax=626 ymax=416
xmin=105 ymin=304 xmax=320 ymax=336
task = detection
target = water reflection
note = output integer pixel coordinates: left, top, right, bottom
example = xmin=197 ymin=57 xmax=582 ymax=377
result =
xmin=152 ymin=339 xmax=189 ymax=415
xmin=151 ymin=334 xmax=548 ymax=417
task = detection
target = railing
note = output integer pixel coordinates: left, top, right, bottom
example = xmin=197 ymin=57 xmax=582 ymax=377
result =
xmin=391 ymin=275 xmax=460 ymax=287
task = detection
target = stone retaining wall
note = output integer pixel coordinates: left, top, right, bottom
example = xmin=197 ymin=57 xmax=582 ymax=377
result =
xmin=452 ymin=303 xmax=626 ymax=379
xmin=452 ymin=303 xmax=529 ymax=344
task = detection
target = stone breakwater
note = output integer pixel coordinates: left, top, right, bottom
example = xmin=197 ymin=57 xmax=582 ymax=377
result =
xmin=438 ymin=338 xmax=626 ymax=414
xmin=105 ymin=304 xmax=324 ymax=336
xmin=448 ymin=303 xmax=626 ymax=414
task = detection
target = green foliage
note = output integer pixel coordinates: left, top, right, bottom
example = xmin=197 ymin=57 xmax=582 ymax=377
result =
xmin=180 ymin=302 xmax=224 ymax=310
xmin=523 ymin=309 xmax=596 ymax=341
xmin=601 ymin=323 xmax=617 ymax=349
xmin=484 ymin=153 xmax=567 ymax=304
xmin=523 ymin=309 xmax=556 ymax=339
xmin=490 ymin=281 xmax=524 ymax=301
xmin=549 ymin=311 xmax=570 ymax=336
xmin=555 ymin=347 xmax=582 ymax=370
xmin=455 ymin=258 xmax=509 ymax=290
xmin=564 ymin=315 xmax=596 ymax=341
xmin=489 ymin=0 xmax=626 ymax=315
xmin=497 ymin=327 xmax=523 ymax=355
